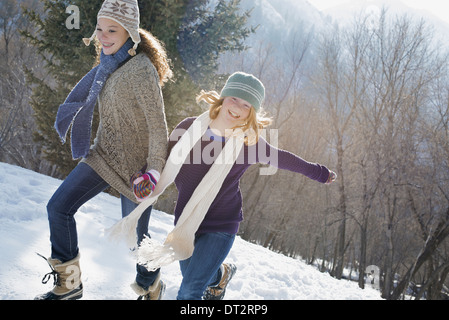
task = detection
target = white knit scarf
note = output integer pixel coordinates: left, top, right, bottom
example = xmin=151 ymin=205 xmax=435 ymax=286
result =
xmin=106 ymin=111 xmax=244 ymax=271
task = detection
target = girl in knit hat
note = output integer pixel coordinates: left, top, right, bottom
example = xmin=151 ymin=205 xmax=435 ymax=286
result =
xmin=35 ymin=0 xmax=172 ymax=300
xmin=108 ymin=72 xmax=336 ymax=300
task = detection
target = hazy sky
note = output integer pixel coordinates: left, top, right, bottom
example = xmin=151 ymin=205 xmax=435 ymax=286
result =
xmin=307 ymin=0 xmax=449 ymax=25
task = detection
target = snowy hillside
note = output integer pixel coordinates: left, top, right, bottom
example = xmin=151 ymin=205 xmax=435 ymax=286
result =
xmin=219 ymin=0 xmax=449 ymax=69
xmin=322 ymin=0 xmax=449 ymax=40
xmin=218 ymin=0 xmax=328 ymax=70
xmin=240 ymin=0 xmax=327 ymax=46
xmin=0 ymin=162 xmax=382 ymax=300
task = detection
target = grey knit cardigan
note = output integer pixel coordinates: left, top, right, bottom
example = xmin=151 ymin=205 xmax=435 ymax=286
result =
xmin=82 ymin=53 xmax=168 ymax=203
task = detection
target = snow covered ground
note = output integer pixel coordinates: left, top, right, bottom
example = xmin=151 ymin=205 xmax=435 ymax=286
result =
xmin=0 ymin=162 xmax=382 ymax=300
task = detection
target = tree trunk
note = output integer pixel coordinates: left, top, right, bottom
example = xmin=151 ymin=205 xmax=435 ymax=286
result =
xmin=390 ymin=207 xmax=449 ymax=300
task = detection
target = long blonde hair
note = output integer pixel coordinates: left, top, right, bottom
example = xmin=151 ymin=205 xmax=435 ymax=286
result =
xmin=95 ymin=29 xmax=173 ymax=87
xmin=196 ymin=90 xmax=272 ymax=146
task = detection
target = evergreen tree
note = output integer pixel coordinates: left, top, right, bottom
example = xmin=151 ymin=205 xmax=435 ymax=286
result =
xmin=23 ymin=0 xmax=253 ymax=177
xmin=22 ymin=0 xmax=101 ymax=177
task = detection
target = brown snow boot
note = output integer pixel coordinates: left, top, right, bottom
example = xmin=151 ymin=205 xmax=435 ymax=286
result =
xmin=203 ymin=263 xmax=237 ymax=300
xmin=130 ymin=273 xmax=165 ymax=300
xmin=34 ymin=253 xmax=83 ymax=300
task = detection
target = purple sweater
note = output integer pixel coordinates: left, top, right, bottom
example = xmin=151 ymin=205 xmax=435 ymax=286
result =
xmin=168 ymin=117 xmax=330 ymax=235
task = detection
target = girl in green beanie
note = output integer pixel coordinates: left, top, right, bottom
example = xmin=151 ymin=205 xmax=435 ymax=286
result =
xmin=110 ymin=72 xmax=336 ymax=300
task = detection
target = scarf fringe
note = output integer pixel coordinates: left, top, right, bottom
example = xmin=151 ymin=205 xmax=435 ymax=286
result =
xmin=106 ymin=196 xmax=155 ymax=248
xmin=136 ymin=237 xmax=178 ymax=272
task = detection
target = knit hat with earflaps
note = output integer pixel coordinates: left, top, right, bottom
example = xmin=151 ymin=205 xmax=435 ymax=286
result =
xmin=220 ymin=72 xmax=265 ymax=111
xmin=83 ymin=0 xmax=140 ymax=56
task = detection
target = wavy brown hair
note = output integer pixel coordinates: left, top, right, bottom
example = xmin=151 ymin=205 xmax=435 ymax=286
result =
xmin=196 ymin=90 xmax=273 ymax=146
xmin=95 ymin=28 xmax=173 ymax=87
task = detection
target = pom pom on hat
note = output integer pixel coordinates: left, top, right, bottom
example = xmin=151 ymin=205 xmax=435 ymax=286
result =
xmin=83 ymin=0 xmax=140 ymax=56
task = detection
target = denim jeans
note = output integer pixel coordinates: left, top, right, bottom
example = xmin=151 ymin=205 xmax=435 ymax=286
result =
xmin=177 ymin=232 xmax=235 ymax=300
xmin=46 ymin=162 xmax=159 ymax=290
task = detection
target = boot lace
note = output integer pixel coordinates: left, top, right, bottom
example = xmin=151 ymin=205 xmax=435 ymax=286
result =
xmin=36 ymin=253 xmax=61 ymax=287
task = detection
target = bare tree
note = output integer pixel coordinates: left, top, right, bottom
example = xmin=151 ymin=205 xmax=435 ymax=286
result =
xmin=0 ymin=0 xmax=48 ymax=172
xmin=313 ymin=21 xmax=361 ymax=279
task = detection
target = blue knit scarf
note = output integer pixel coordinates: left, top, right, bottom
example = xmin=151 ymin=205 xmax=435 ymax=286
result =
xmin=55 ymin=38 xmax=134 ymax=159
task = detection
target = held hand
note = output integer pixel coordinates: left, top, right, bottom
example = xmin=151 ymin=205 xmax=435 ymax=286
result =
xmin=326 ymin=170 xmax=337 ymax=184
xmin=131 ymin=169 xmax=160 ymax=202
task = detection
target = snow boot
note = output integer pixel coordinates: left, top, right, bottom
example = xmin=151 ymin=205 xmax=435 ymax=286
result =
xmin=203 ymin=263 xmax=237 ymax=300
xmin=34 ymin=253 xmax=83 ymax=300
xmin=131 ymin=273 xmax=166 ymax=300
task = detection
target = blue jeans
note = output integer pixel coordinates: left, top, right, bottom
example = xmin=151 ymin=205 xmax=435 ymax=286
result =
xmin=46 ymin=162 xmax=159 ymax=290
xmin=177 ymin=232 xmax=235 ymax=300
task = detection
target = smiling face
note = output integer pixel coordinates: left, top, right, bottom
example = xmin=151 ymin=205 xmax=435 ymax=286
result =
xmin=96 ymin=18 xmax=129 ymax=55
xmin=219 ymin=96 xmax=252 ymax=127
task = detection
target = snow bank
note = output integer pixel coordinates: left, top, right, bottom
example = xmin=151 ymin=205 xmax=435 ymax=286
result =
xmin=0 ymin=162 xmax=381 ymax=300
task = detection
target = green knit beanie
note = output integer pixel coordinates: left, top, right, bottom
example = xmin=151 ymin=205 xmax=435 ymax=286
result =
xmin=220 ymin=72 xmax=265 ymax=111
